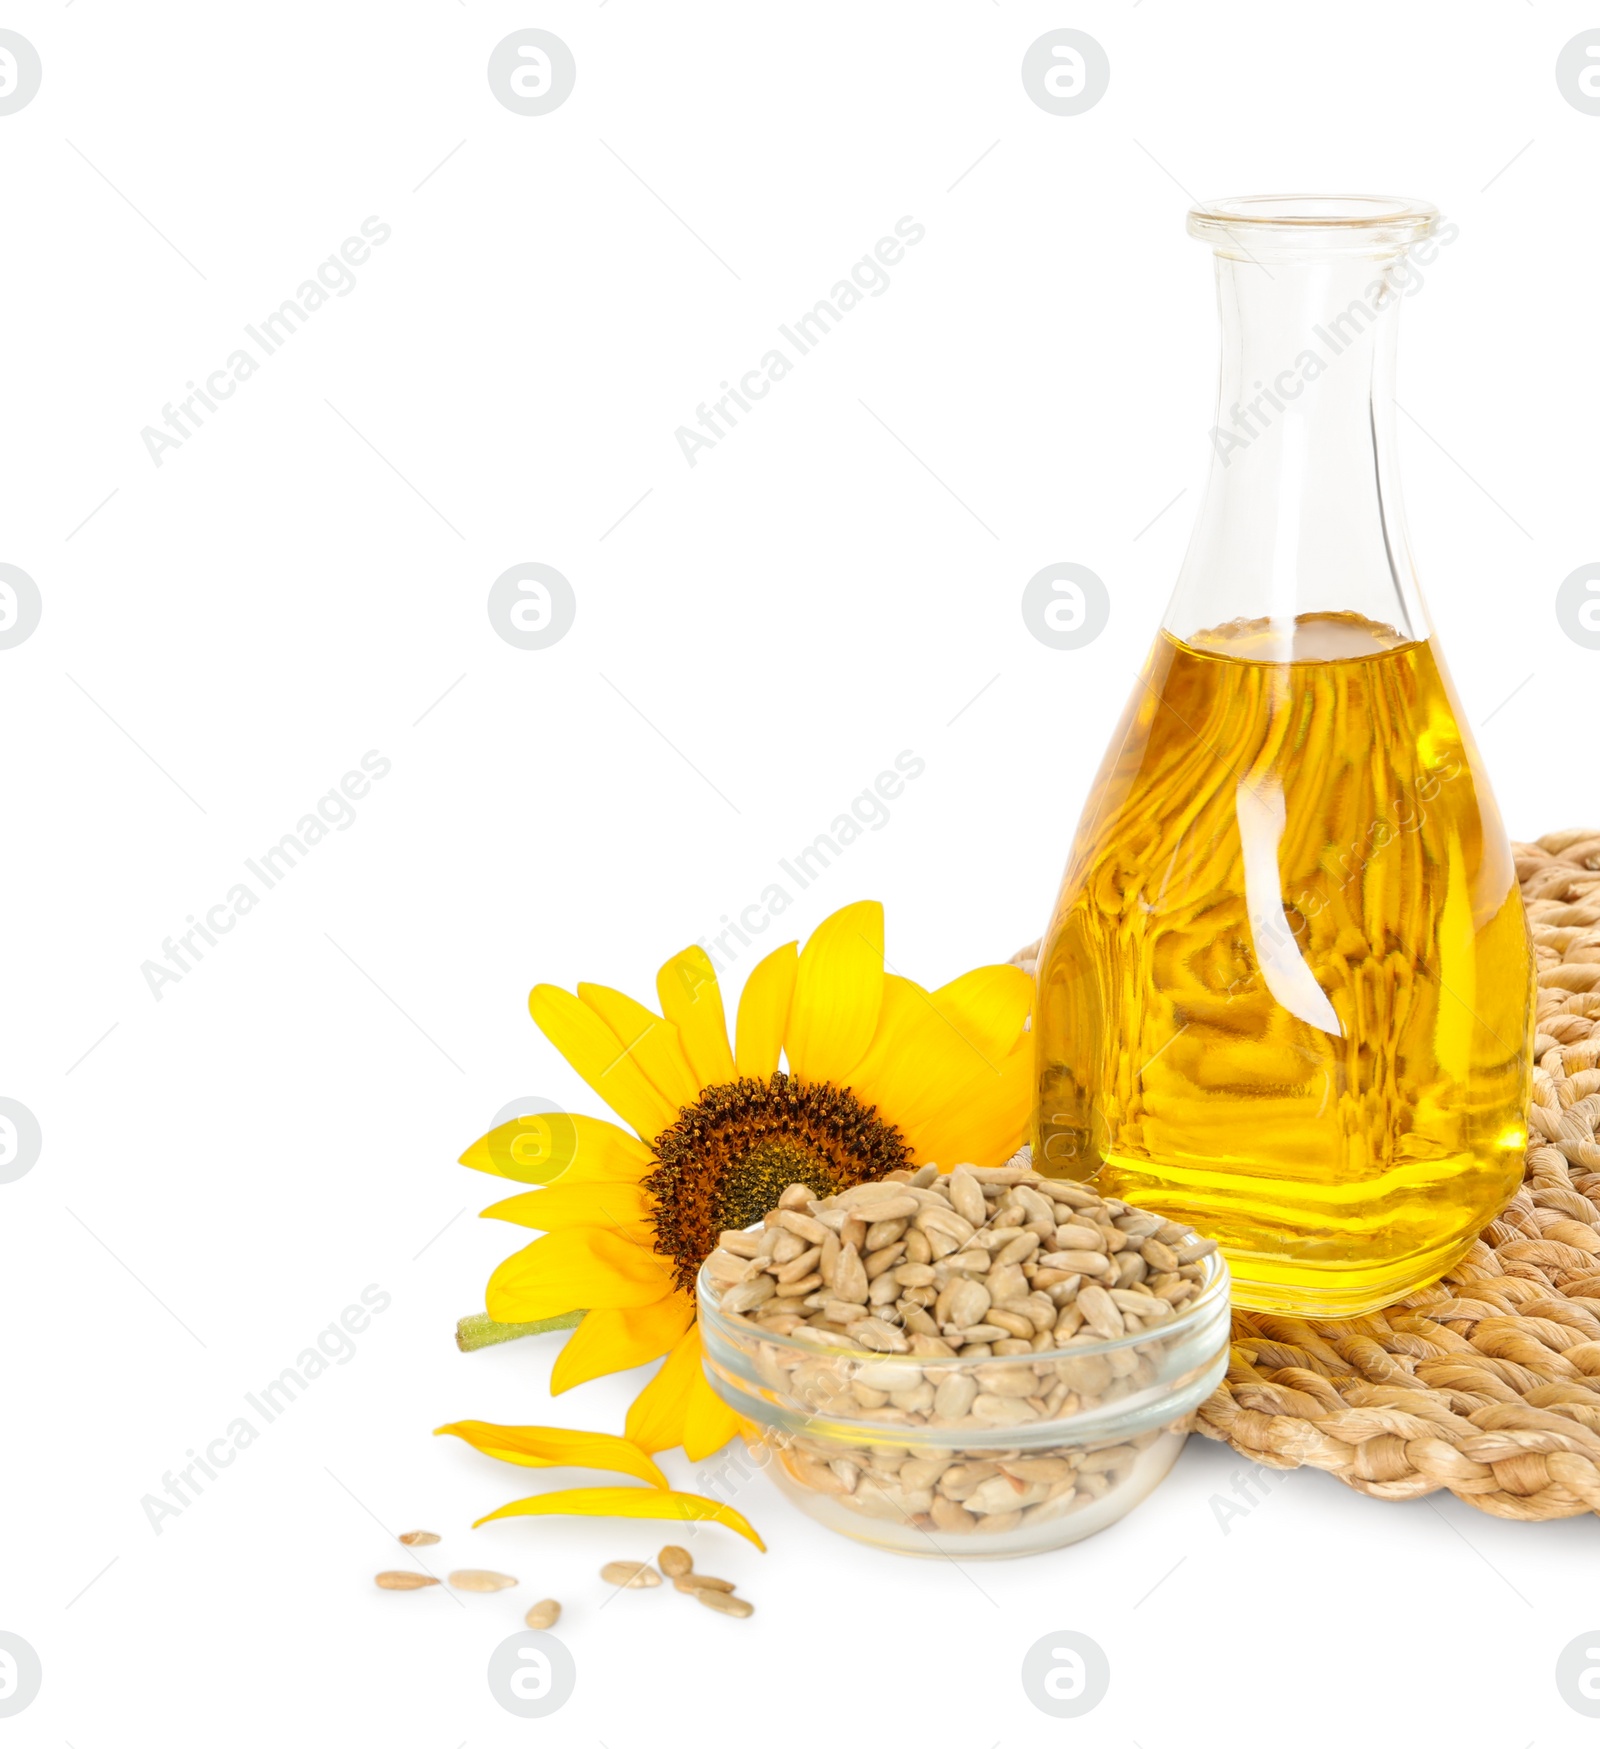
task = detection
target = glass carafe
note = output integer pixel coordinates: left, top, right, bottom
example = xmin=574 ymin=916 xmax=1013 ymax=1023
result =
xmin=1034 ymin=195 xmax=1534 ymax=1318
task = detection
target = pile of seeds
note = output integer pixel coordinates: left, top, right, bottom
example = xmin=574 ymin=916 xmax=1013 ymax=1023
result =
xmin=777 ymin=1423 xmax=1174 ymax=1536
xmin=707 ymin=1154 xmax=1214 ymax=1357
xmin=698 ymin=1154 xmax=1228 ymax=1536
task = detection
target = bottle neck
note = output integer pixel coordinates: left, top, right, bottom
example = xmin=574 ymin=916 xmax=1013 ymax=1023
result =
xmin=1166 ymin=251 xmax=1429 ymax=658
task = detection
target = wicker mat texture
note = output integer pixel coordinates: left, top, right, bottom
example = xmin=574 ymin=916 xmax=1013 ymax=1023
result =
xmin=1195 ymin=830 xmax=1600 ymax=1519
xmin=1019 ymin=831 xmax=1600 ymax=1520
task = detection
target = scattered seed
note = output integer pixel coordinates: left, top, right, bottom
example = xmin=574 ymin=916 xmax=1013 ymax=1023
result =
xmin=449 ymin=1569 xmax=517 ymax=1592
xmin=600 ymin=1559 xmax=661 ymax=1589
xmin=397 ymin=1529 xmax=440 ymax=1546
xmin=658 ymin=1545 xmax=693 ymax=1578
xmin=674 ymin=1572 xmax=736 ymax=1593
xmin=695 ymin=1588 xmax=754 ymax=1618
xmin=524 ymin=1598 xmax=561 ymax=1629
xmin=375 ymin=1570 xmax=439 ymax=1590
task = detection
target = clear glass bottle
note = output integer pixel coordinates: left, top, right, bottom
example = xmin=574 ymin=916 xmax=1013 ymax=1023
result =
xmin=1034 ymin=196 xmax=1534 ymax=1318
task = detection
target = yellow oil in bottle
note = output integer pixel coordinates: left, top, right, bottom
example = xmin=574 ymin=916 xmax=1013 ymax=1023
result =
xmin=1034 ymin=612 xmax=1534 ymax=1316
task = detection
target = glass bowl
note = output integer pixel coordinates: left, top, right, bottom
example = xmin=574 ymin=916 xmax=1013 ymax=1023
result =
xmin=697 ymin=1242 xmax=1231 ymax=1558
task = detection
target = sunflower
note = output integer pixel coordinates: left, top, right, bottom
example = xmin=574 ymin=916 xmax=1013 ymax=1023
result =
xmin=459 ymin=899 xmax=1033 ymax=1462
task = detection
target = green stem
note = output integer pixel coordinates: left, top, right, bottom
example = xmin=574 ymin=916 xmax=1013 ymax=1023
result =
xmin=455 ymin=1310 xmax=585 ymax=1353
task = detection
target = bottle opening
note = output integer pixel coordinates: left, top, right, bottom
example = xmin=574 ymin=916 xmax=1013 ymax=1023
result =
xmin=1189 ymin=193 xmax=1438 ymax=260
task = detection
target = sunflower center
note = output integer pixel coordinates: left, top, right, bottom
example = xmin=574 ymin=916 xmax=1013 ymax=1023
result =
xmin=643 ymin=1071 xmax=913 ymax=1294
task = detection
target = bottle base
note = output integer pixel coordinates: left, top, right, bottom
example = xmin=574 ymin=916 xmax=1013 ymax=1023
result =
xmin=1070 ymin=1141 xmax=1522 ymax=1321
xmin=1210 ymin=1227 xmax=1482 ymax=1320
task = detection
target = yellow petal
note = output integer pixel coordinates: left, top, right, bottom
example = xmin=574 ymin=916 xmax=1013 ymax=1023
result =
xmin=846 ymin=967 xmax=1032 ymax=1162
xmin=479 ymin=1179 xmax=653 ymax=1232
xmin=460 ymin=1112 xmax=654 ymax=1186
xmin=682 ymin=1365 xmax=741 ymax=1461
xmin=623 ymin=1325 xmax=703 ymax=1454
xmin=550 ymin=1295 xmax=695 ymax=1395
xmin=529 ymin=986 xmax=677 ymax=1140
xmin=931 ymin=964 xmax=1034 ymax=1059
xmin=473 ymin=1485 xmax=765 ymax=1551
xmin=578 ymin=983 xmax=700 ymax=1115
xmin=434 ymin=1420 xmax=667 ymax=1488
xmin=734 ymin=941 xmax=797 ymax=1079
xmin=909 ymin=1039 xmax=1033 ymax=1168
xmin=841 ymin=974 xmax=996 ymax=1149
xmin=843 ymin=975 xmax=950 ymax=1121
xmin=486 ymin=1228 xmax=674 ymax=1323
xmin=784 ymin=901 xmax=884 ymax=1085
xmin=656 ymin=946 xmax=737 ymax=1089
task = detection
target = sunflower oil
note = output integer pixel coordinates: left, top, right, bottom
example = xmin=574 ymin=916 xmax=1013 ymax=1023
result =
xmin=1034 ymin=612 xmax=1534 ymax=1316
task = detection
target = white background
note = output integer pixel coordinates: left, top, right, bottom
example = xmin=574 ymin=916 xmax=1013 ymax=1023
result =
xmin=4 ymin=2 xmax=1598 ymax=1744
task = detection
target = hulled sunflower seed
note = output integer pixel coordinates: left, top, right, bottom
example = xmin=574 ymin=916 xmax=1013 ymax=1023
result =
xmin=448 ymin=1570 xmax=517 ymax=1592
xmin=930 ymin=1494 xmax=978 ymax=1532
xmin=397 ymin=1530 xmax=440 ymax=1546
xmin=1076 ymin=1283 xmax=1125 ymax=1340
xmin=770 ymin=1228 xmax=805 ymax=1265
xmin=524 ymin=1598 xmax=562 ymax=1629
xmin=658 ymin=1545 xmax=693 ymax=1578
xmin=600 ymin=1560 xmax=661 ymax=1589
xmin=832 ymin=1243 xmax=869 ymax=1303
xmin=864 ymin=1242 xmax=907 ymax=1280
xmin=705 ymin=1248 xmax=753 ymax=1285
xmin=1141 ymin=1236 xmax=1179 ymax=1272
xmin=721 ymin=1274 xmax=777 ymax=1314
xmin=947 ymin=1167 xmax=987 ymax=1227
xmin=837 ymin=1188 xmax=918 ymax=1220
xmin=942 ymin=1277 xmax=991 ymax=1327
xmin=375 ymin=1571 xmax=439 ymax=1590
xmin=778 ymin=1208 xmax=829 ymax=1245
xmin=695 ymin=1588 xmax=754 ymax=1618
xmin=848 ymin=1317 xmax=909 ymax=1351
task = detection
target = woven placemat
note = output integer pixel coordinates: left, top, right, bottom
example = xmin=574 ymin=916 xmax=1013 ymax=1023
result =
xmin=1196 ymin=829 xmax=1600 ymax=1519
xmin=1019 ymin=830 xmax=1600 ymax=1520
